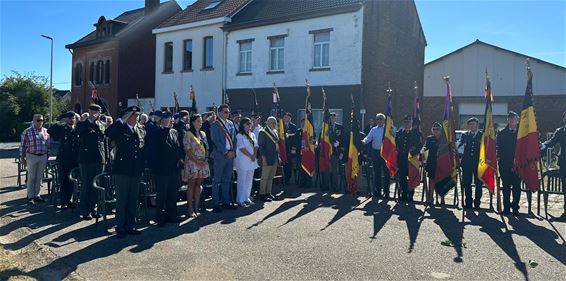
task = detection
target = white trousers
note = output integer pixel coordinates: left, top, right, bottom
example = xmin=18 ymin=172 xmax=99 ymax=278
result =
xmin=26 ymin=153 xmax=48 ymax=199
xmin=236 ymin=168 xmax=255 ymax=204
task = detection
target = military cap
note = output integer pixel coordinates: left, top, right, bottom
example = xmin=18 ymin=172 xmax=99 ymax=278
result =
xmin=508 ymin=111 xmax=519 ymax=118
xmin=230 ymin=110 xmax=241 ymax=118
xmin=88 ymin=104 xmax=102 ymax=111
xmin=403 ymin=115 xmax=413 ymax=121
xmin=178 ymin=110 xmax=189 ymax=118
xmin=173 ymin=113 xmax=179 ymax=119
xmin=57 ymin=111 xmax=76 ymax=120
xmin=161 ymin=111 xmax=172 ymax=119
xmin=124 ymin=105 xmax=141 ymax=114
xmin=330 ymin=112 xmax=337 ymax=116
xmin=432 ymin=122 xmax=442 ymax=128
xmin=154 ymin=110 xmax=163 ymax=118
xmin=467 ymin=117 xmax=479 ymax=124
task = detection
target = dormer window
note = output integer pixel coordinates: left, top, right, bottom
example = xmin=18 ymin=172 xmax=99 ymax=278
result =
xmin=203 ymin=1 xmax=221 ymax=10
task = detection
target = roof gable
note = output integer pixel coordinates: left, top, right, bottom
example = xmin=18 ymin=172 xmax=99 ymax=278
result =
xmin=426 ymin=39 xmax=566 ymax=70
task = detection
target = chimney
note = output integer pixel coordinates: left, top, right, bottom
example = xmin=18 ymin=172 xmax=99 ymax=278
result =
xmin=145 ymin=0 xmax=160 ymax=15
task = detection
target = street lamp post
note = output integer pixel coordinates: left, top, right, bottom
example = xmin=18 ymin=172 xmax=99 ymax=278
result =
xmin=41 ymin=34 xmax=53 ymax=126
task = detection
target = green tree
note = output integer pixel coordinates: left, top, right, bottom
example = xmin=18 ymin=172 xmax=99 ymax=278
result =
xmin=0 ymin=72 xmax=63 ymax=141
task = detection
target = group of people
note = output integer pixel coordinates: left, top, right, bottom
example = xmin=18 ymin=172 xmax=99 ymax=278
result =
xmin=18 ymin=102 xmax=566 ymax=237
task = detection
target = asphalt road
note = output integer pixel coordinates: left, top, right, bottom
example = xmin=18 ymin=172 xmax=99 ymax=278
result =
xmin=0 ymin=143 xmax=565 ymax=280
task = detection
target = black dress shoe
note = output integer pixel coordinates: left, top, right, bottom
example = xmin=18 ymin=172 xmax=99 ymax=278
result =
xmin=500 ymin=210 xmax=510 ymax=215
xmin=81 ymin=215 xmax=92 ymax=221
xmin=259 ymin=195 xmax=272 ymax=202
xmin=512 ymin=210 xmax=520 ymax=216
xmin=166 ymin=218 xmax=181 ymax=223
xmin=27 ymin=198 xmax=35 ymax=205
xmin=157 ymin=221 xmax=167 ymax=227
xmin=115 ymin=232 xmax=127 ymax=239
xmin=34 ymin=197 xmax=46 ymax=203
xmin=213 ymin=206 xmax=223 ymax=213
xmin=67 ymin=202 xmax=77 ymax=209
xmin=91 ymin=212 xmax=102 ymax=219
xmin=223 ymin=204 xmax=237 ymax=210
xmin=126 ymin=229 xmax=142 ymax=235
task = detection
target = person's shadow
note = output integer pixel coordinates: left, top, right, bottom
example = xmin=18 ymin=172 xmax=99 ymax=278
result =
xmin=362 ymin=198 xmax=395 ymax=241
xmin=467 ymin=212 xmax=529 ymax=281
xmin=428 ymin=207 xmax=465 ymax=262
xmin=395 ymin=203 xmax=426 ymax=253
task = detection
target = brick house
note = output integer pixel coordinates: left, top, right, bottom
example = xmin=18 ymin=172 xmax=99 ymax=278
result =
xmin=65 ymin=0 xmax=181 ymax=117
xmin=423 ymin=40 xmax=566 ymax=136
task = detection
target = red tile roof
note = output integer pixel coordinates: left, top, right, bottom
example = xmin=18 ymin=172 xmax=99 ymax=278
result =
xmin=158 ymin=0 xmax=252 ymax=28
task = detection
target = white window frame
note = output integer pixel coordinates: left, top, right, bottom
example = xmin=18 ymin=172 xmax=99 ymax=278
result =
xmin=239 ymin=41 xmax=252 ymax=73
xmin=269 ymin=37 xmax=284 ymax=71
xmin=313 ymin=31 xmax=330 ymax=68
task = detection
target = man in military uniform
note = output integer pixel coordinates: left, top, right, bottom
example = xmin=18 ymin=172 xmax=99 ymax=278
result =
xmin=328 ymin=112 xmax=344 ymax=192
xmin=497 ymin=111 xmax=521 ymax=215
xmin=106 ymin=106 xmax=146 ymax=237
xmin=541 ymin=111 xmax=566 ymax=220
xmin=144 ymin=110 xmax=162 ymax=167
xmin=282 ymin=112 xmax=297 ymax=185
xmin=47 ymin=111 xmax=79 ymax=209
xmin=174 ymin=110 xmax=189 ymax=157
xmin=76 ymin=104 xmax=107 ymax=220
xmin=396 ymin=115 xmax=422 ymax=202
xmin=151 ymin=112 xmax=183 ymax=226
xmin=459 ymin=117 xmax=483 ymax=209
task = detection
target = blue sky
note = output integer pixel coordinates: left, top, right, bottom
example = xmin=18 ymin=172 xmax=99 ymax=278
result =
xmin=1 ymin=0 xmax=564 ymax=90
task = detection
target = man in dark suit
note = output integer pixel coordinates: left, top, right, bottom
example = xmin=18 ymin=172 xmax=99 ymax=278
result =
xmin=75 ymin=104 xmax=107 ymax=220
xmin=258 ymin=116 xmax=280 ymax=201
xmin=47 ymin=111 xmax=79 ymax=209
xmin=396 ymin=115 xmax=422 ymax=202
xmin=459 ymin=117 xmax=483 ymax=209
xmin=151 ymin=112 xmax=183 ymax=226
xmin=106 ymin=106 xmax=146 ymax=238
xmin=144 ymin=110 xmax=162 ymax=167
xmin=174 ymin=110 xmax=189 ymax=158
xmin=541 ymin=110 xmax=566 ymax=220
xmin=497 ymin=111 xmax=521 ymax=215
xmin=210 ymin=104 xmax=237 ymax=212
xmin=282 ymin=112 xmax=297 ymax=185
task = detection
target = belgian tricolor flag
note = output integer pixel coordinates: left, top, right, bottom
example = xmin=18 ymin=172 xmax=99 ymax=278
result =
xmin=319 ymin=88 xmax=332 ymax=172
xmin=346 ymin=94 xmax=361 ymax=194
xmin=381 ymin=86 xmax=397 ymax=176
xmin=434 ymin=77 xmax=458 ymax=196
xmin=478 ymin=71 xmax=497 ymax=192
xmin=513 ymin=61 xmax=540 ymax=192
xmin=301 ymin=80 xmax=316 ymax=176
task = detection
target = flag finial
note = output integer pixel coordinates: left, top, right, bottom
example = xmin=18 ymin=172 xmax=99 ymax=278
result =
xmin=526 ymin=58 xmax=533 ymax=79
xmin=414 ymin=81 xmax=418 ymax=91
xmin=386 ymin=81 xmax=392 ymax=95
xmin=443 ymin=76 xmax=450 ymax=84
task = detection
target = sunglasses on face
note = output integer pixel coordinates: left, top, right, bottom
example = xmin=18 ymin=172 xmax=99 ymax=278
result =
xmin=36 ymin=119 xmax=44 ymax=122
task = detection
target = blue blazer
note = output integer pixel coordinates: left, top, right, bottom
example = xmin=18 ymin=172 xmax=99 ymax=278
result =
xmin=210 ymin=119 xmax=237 ymax=159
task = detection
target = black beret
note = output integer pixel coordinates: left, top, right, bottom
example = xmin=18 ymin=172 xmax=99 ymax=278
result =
xmin=467 ymin=117 xmax=479 ymax=124
xmin=161 ymin=111 xmax=172 ymax=119
xmin=178 ymin=110 xmax=189 ymax=118
xmin=403 ymin=115 xmax=412 ymax=121
xmin=508 ymin=111 xmax=519 ymax=118
xmin=124 ymin=106 xmax=141 ymax=114
xmin=88 ymin=104 xmax=101 ymax=111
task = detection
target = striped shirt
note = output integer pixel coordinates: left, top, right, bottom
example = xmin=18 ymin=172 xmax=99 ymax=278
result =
xmin=19 ymin=126 xmax=50 ymax=156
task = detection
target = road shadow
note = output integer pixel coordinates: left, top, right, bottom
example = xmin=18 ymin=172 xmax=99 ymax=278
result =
xmin=361 ymin=198 xmax=395 ymax=241
xmin=428 ymin=207 xmax=465 ymax=263
xmin=395 ymin=202 xmax=425 ymax=253
xmin=467 ymin=212 xmax=529 ymax=281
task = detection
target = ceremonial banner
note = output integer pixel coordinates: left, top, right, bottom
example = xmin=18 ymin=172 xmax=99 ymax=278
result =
xmin=319 ymin=88 xmax=332 ymax=172
xmin=408 ymin=82 xmax=422 ymax=189
xmin=301 ymin=81 xmax=315 ymax=176
xmin=434 ymin=78 xmax=458 ymax=196
xmin=513 ymin=61 xmax=540 ymax=192
xmin=189 ymin=85 xmax=198 ymax=114
xmin=346 ymin=94 xmax=361 ymax=194
xmin=272 ymin=84 xmax=287 ymax=162
xmin=381 ymin=87 xmax=397 ymax=176
xmin=478 ymin=73 xmax=497 ymax=192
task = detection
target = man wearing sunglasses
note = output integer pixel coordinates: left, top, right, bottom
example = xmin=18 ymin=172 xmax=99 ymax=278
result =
xmin=19 ymin=114 xmax=50 ymax=205
xmin=210 ymin=104 xmax=237 ymax=212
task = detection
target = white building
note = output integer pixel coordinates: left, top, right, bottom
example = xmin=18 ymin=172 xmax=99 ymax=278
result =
xmin=423 ymin=40 xmax=566 ymax=133
xmin=153 ymin=0 xmax=252 ymax=111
